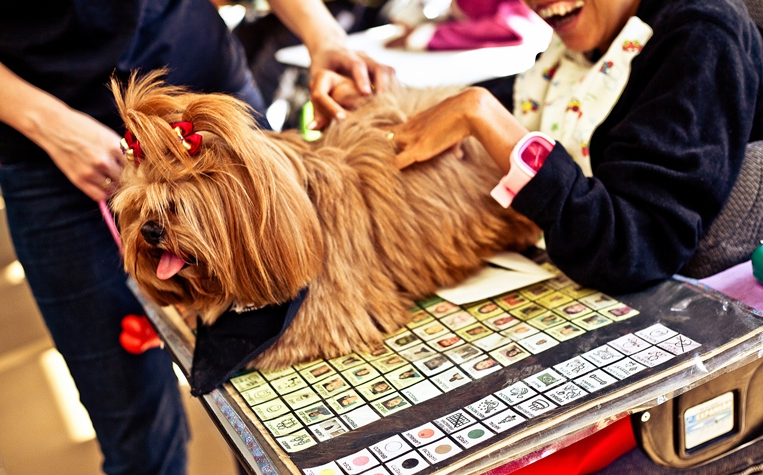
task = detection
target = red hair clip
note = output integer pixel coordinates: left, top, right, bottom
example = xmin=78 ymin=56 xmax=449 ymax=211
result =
xmin=170 ymin=121 xmax=202 ymax=155
xmin=120 ymin=129 xmax=144 ymax=166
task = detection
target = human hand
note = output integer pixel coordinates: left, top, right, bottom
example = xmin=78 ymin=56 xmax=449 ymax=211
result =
xmin=0 ymin=62 xmax=122 ymax=201
xmin=308 ymin=46 xmax=396 ymax=129
xmin=386 ymin=89 xmax=479 ymax=169
xmin=35 ymin=106 xmax=125 ymax=201
xmin=309 ymin=70 xmax=369 ymax=123
xmin=388 ymin=87 xmax=528 ymax=171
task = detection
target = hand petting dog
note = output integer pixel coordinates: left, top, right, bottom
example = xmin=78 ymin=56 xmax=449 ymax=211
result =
xmin=110 ymin=71 xmax=539 ymax=370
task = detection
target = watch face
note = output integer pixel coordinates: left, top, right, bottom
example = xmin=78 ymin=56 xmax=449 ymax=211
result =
xmin=519 ymin=138 xmax=553 ymax=173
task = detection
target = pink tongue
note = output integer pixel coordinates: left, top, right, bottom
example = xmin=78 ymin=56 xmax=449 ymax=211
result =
xmin=157 ymin=252 xmax=186 ymax=280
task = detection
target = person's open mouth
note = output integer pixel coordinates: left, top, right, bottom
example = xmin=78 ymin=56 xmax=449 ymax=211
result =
xmin=536 ymin=0 xmax=585 ymax=30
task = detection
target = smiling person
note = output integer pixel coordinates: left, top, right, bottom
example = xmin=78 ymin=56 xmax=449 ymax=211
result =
xmin=381 ymin=0 xmax=763 ymax=293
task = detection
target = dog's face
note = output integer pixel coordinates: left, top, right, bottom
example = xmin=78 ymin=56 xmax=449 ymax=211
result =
xmin=111 ymin=73 xmax=323 ymax=322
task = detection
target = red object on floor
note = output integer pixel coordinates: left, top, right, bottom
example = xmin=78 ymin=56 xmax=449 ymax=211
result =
xmin=119 ymin=314 xmax=163 ymax=354
xmin=483 ymin=417 xmax=636 ymax=475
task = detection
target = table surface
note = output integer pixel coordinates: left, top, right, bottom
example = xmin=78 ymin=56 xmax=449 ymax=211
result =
xmin=274 ymin=24 xmax=552 ymax=88
xmin=146 ymin=21 xmax=763 ymax=474
xmin=131 ymin=256 xmax=763 ymax=475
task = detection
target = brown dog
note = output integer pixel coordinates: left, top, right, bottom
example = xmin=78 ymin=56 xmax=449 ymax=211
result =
xmin=110 ymin=72 xmax=539 ymax=370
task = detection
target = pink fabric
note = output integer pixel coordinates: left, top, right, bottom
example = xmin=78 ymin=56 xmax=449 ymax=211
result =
xmin=455 ymin=0 xmax=503 ymax=19
xmin=428 ymin=0 xmax=539 ymax=50
xmin=699 ymin=260 xmax=763 ymax=311
xmin=429 ymin=15 xmax=521 ymax=50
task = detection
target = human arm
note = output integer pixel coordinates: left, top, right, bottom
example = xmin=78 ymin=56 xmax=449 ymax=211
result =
xmin=391 ymin=9 xmax=762 ymax=293
xmin=389 ymin=87 xmax=528 ymax=171
xmin=511 ymin=12 xmax=763 ymax=292
xmin=0 ymin=63 xmax=123 ymax=201
xmin=267 ymin=0 xmax=395 ymax=129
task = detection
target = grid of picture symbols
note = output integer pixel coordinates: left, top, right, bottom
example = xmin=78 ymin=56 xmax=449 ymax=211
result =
xmin=228 ymin=263 xmax=700 ymax=459
xmin=297 ymin=323 xmax=702 ymax=475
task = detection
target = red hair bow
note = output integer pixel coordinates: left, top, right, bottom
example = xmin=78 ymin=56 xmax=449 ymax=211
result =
xmin=120 ymin=129 xmax=144 ymax=166
xmin=170 ymin=121 xmax=202 ymax=155
xmin=120 ymin=121 xmax=202 ymax=167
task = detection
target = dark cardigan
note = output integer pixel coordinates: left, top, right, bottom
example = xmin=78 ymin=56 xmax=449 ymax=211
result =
xmin=509 ymin=0 xmax=763 ymax=293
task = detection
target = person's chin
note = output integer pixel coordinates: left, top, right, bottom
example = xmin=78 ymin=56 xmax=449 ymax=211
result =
xmin=558 ymin=31 xmax=598 ymax=54
xmin=552 ymin=8 xmax=599 ymax=53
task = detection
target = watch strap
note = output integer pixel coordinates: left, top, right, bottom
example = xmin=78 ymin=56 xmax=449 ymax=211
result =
xmin=491 ymin=132 xmax=555 ymax=208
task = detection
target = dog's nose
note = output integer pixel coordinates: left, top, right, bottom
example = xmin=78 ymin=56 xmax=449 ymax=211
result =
xmin=141 ymin=221 xmax=165 ymax=246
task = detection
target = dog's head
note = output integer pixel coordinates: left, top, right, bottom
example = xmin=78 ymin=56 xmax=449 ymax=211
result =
xmin=111 ymin=72 xmax=323 ymax=322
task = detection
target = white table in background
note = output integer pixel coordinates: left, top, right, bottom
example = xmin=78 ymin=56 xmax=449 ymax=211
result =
xmin=275 ymin=23 xmax=551 ymax=87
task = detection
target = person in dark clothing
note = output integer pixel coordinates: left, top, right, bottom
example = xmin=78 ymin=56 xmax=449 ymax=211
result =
xmin=372 ymin=0 xmax=763 ymax=294
xmin=0 ymin=1 xmax=392 ymax=474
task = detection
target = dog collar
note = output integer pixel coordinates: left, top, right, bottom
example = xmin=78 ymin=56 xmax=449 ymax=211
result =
xmin=190 ymin=287 xmax=308 ymax=396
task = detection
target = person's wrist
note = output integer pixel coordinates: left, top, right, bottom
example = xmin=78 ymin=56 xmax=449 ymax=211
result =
xmin=20 ymin=97 xmax=71 ymax=153
xmin=462 ymin=87 xmax=492 ymax=135
xmin=305 ymin=31 xmax=347 ymax=61
xmin=491 ymin=131 xmax=555 ymax=208
xmin=466 ymin=88 xmax=527 ymax=172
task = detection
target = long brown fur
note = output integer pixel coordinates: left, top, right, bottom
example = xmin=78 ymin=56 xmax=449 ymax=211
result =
xmin=111 ymin=71 xmax=540 ymax=369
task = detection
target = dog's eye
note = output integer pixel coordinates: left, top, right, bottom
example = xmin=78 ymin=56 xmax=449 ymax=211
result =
xmin=168 ymin=201 xmax=177 ymax=215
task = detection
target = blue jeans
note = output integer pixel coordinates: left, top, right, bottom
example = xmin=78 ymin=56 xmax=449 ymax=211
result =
xmin=0 ymin=161 xmax=188 ymax=475
xmin=0 ymin=31 xmax=267 ymax=470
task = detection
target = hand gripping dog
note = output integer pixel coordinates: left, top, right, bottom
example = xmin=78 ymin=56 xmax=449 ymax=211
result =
xmin=110 ymin=72 xmax=539 ymax=393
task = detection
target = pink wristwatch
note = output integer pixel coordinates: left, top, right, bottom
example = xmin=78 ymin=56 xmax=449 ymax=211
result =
xmin=491 ymin=132 xmax=555 ymax=208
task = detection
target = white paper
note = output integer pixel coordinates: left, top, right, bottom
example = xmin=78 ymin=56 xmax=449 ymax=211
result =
xmin=435 ymin=266 xmax=551 ymax=305
xmin=484 ymin=251 xmax=555 ymax=276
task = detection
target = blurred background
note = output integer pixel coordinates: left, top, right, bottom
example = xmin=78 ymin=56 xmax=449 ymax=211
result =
xmin=218 ymin=0 xmax=392 ymax=132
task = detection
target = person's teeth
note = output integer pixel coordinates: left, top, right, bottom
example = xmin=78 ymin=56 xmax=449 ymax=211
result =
xmin=538 ymin=0 xmax=584 ymax=19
